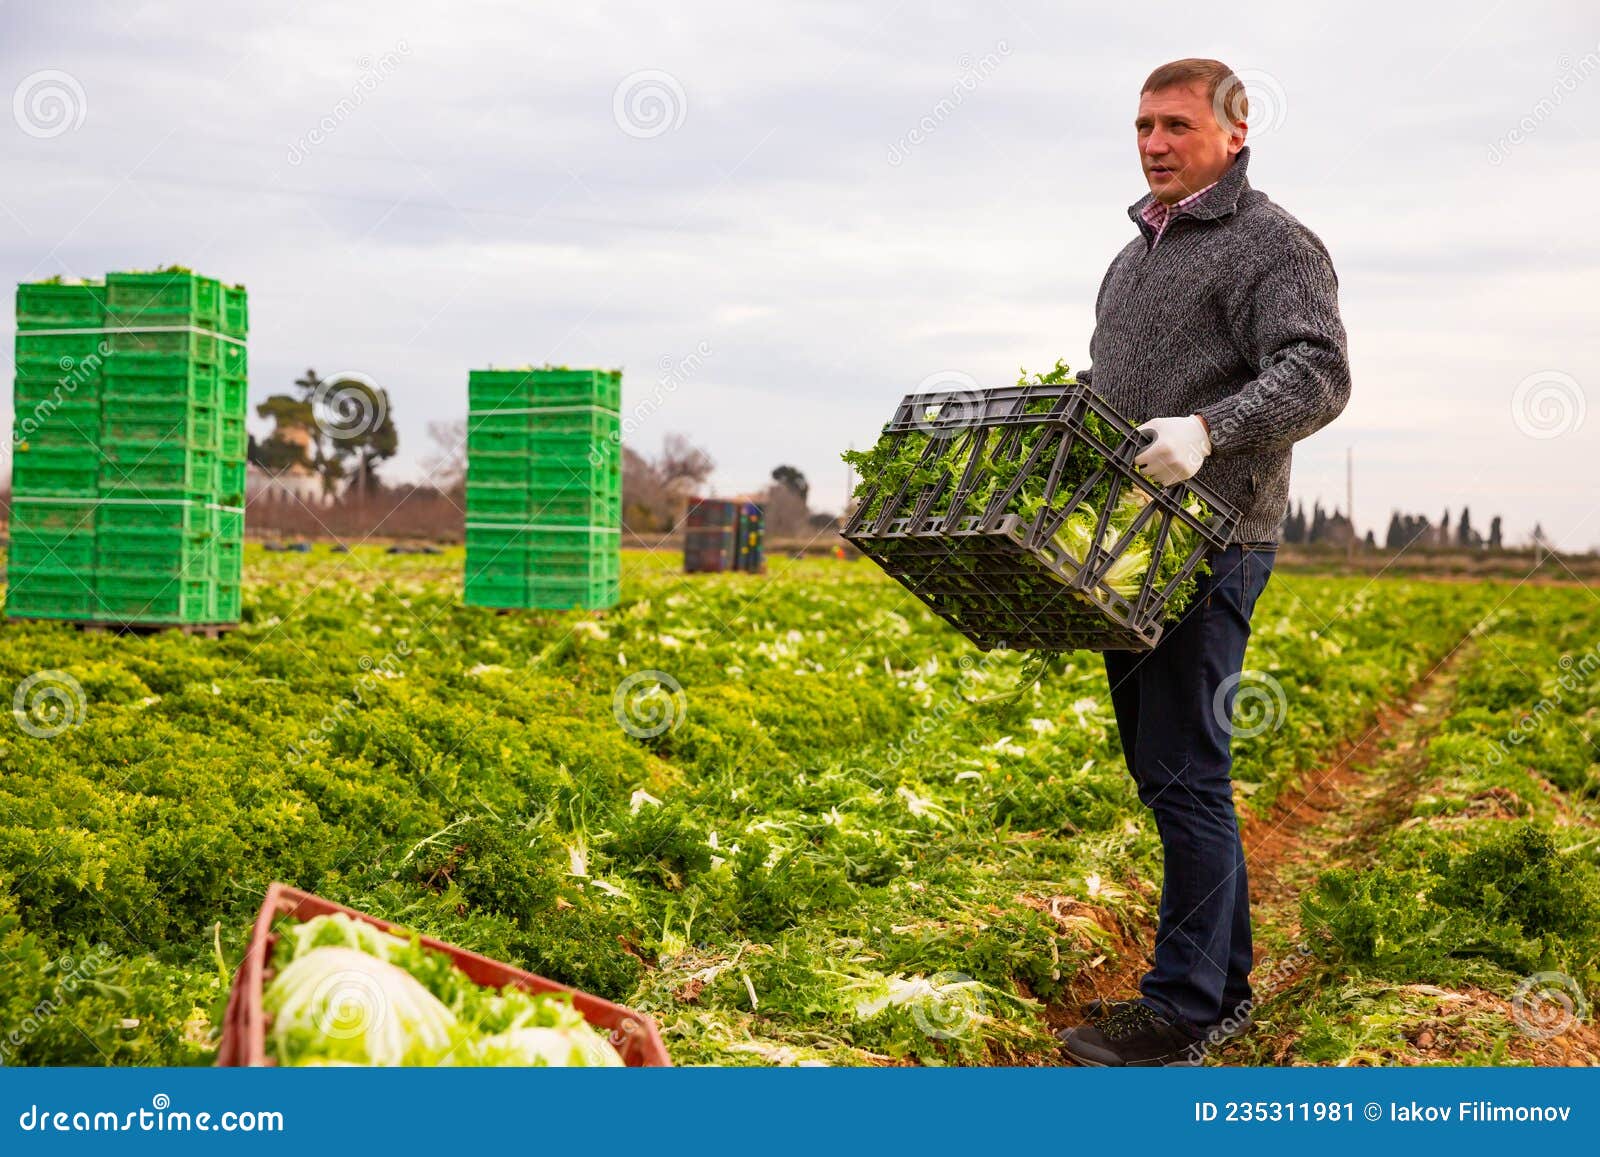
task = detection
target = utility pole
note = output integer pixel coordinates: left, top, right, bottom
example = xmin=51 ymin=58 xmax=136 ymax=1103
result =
xmin=1346 ymin=446 xmax=1354 ymax=565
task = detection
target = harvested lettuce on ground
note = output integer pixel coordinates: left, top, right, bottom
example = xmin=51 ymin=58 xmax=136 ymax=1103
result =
xmin=843 ymin=359 xmax=1212 ymax=627
xmin=264 ymin=913 xmax=625 ymax=1067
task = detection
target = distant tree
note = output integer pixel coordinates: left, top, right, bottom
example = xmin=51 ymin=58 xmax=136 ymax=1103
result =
xmin=622 ymin=434 xmax=715 ymax=533
xmin=771 ymin=465 xmax=810 ymax=504
xmin=423 ymin=420 xmax=466 ymax=495
xmin=1456 ymin=507 xmax=1474 ymax=548
xmin=1385 ymin=512 xmax=1403 ymax=549
xmin=254 ymin=369 xmax=396 ymax=499
xmin=1488 ymin=515 xmax=1503 ymax=551
xmin=253 ymin=394 xmax=319 ymax=475
xmin=1363 ymin=529 xmax=1376 ymax=550
xmin=1282 ymin=500 xmax=1307 ymax=544
xmin=1394 ymin=513 xmax=1433 ymax=550
xmin=1439 ymin=507 xmax=1450 ymax=547
xmin=658 ymin=433 xmax=715 ymax=494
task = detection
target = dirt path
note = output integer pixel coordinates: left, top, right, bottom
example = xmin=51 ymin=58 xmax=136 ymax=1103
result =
xmin=1233 ymin=641 xmax=1600 ymax=1066
xmin=1238 ymin=648 xmax=1468 ymax=1009
xmin=1044 ymin=636 xmax=1600 ymax=1064
xmin=1038 ymin=650 xmax=1467 ymax=1046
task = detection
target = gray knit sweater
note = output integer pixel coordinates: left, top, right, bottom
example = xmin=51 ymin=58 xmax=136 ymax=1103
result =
xmin=1079 ymin=146 xmax=1351 ymax=544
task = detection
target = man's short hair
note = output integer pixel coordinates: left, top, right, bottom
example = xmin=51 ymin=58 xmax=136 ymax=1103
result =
xmin=1142 ymin=58 xmax=1247 ymax=130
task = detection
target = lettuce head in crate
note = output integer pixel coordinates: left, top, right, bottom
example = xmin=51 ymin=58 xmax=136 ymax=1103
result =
xmin=842 ymin=360 xmax=1234 ymax=684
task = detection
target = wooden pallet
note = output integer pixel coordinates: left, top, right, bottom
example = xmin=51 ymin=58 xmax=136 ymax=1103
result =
xmin=5 ymin=616 xmax=238 ymax=639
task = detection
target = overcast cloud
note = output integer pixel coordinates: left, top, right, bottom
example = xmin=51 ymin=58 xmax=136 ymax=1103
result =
xmin=2 ymin=0 xmax=1597 ymax=547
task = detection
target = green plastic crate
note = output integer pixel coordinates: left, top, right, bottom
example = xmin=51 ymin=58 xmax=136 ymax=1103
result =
xmin=99 ymin=444 xmax=216 ymax=495
xmin=212 ymin=538 xmax=242 ymax=579
xmin=105 ymin=327 xmax=220 ymax=363
xmin=220 ymin=375 xmax=247 ymax=415
xmin=217 ymin=460 xmax=245 ymax=503
xmin=525 ymin=490 xmax=622 ymax=527
xmin=17 ymin=282 xmax=105 ymax=330
xmin=527 ymin=531 xmax=621 ymax=573
xmin=103 ymin=407 xmax=216 ymax=449
xmin=11 ymin=498 xmax=97 ymax=535
xmin=103 ymin=360 xmax=220 ymax=406
xmin=96 ymin=539 xmax=214 ymax=578
xmin=467 ymin=454 xmax=529 ymax=486
xmin=16 ymin=331 xmax=110 ymax=374
xmin=524 ymin=574 xmax=620 ymax=611
xmin=13 ymin=400 xmax=99 ymax=448
xmin=464 ymin=525 xmax=528 ymax=572
xmin=95 ymin=500 xmax=213 ymax=537
xmin=467 ymin=410 xmax=531 ymax=434
xmin=464 ymin=486 xmax=532 ymax=521
xmin=212 ymin=580 xmax=241 ymax=621
xmin=100 ymin=528 xmax=209 ymax=561
xmin=219 ymin=415 xmax=245 ymax=457
xmin=466 ymin=374 xmax=526 ymax=411
xmin=104 ymin=270 xmax=221 ymax=330
xmin=12 ymin=446 xmax=99 ymax=496
xmin=7 ymin=528 xmax=95 ymax=572
xmin=91 ymin=572 xmax=213 ymax=623
xmin=221 ymin=286 xmax=248 ymax=340
xmin=463 ymin=572 xmax=528 ymax=609
xmin=528 ymin=409 xmax=620 ymax=439
xmin=466 ymin=428 xmax=532 ymax=456
xmin=14 ymin=376 xmax=98 ymax=408
xmin=468 ymin=368 xmax=622 ymax=410
xmin=214 ymin=507 xmax=243 ymax=541
xmin=528 ymin=458 xmax=615 ymax=491
xmin=220 ymin=341 xmax=247 ymax=377
xmin=522 ymin=432 xmax=619 ymax=463
xmin=4 ymin=567 xmax=98 ymax=620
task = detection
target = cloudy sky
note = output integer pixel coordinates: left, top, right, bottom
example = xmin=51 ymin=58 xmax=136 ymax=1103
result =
xmin=2 ymin=0 xmax=1596 ymax=548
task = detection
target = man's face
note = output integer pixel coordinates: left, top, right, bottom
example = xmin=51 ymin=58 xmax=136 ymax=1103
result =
xmin=1135 ymin=81 xmax=1246 ymax=204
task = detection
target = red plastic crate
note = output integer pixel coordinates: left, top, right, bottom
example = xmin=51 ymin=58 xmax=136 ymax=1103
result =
xmin=218 ymin=883 xmax=670 ymax=1067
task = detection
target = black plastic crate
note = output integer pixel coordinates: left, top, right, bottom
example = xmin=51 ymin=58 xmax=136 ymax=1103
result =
xmin=842 ymin=383 xmax=1237 ymax=652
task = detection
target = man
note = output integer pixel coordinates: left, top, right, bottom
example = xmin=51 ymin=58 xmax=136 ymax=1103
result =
xmin=1058 ymin=59 xmax=1351 ymax=1066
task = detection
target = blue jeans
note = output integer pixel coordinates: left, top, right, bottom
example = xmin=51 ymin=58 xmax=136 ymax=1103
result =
xmin=1101 ymin=542 xmax=1276 ymax=1031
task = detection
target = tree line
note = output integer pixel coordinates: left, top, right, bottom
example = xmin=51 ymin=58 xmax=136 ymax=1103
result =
xmin=1280 ymin=499 xmax=1536 ymax=551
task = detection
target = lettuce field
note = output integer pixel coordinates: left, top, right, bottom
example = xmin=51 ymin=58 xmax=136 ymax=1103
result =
xmin=1 ymin=546 xmax=1597 ymax=1066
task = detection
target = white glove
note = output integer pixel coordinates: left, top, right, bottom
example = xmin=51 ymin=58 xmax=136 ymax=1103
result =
xmin=1134 ymin=415 xmax=1212 ymax=486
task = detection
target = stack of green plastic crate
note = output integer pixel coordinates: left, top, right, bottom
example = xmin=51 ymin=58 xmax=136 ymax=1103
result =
xmin=464 ymin=367 xmax=621 ymax=610
xmin=8 ymin=269 xmax=248 ymax=625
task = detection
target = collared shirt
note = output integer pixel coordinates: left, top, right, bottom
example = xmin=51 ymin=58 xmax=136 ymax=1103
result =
xmin=1139 ymin=180 xmax=1217 ymax=247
